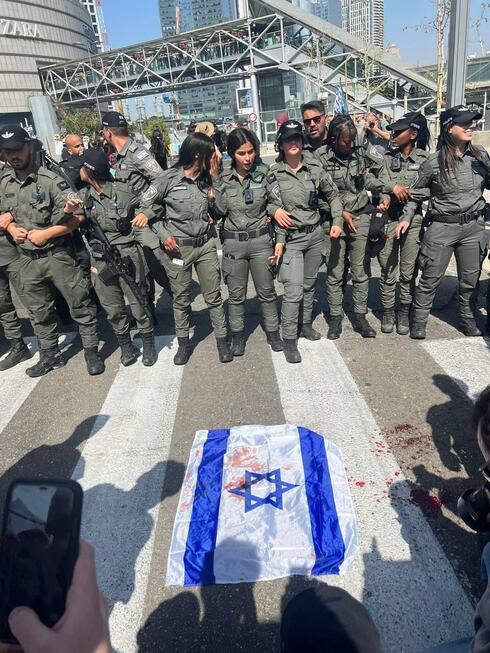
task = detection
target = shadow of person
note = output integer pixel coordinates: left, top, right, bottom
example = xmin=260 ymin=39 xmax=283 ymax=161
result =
xmin=427 ymin=374 xmax=481 ymax=476
xmin=0 ymin=415 xmax=108 ymax=524
xmin=83 ymin=460 xmax=185 ymax=615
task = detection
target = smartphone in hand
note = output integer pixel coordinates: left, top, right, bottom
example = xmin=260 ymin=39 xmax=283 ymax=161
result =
xmin=0 ymin=479 xmax=83 ymax=644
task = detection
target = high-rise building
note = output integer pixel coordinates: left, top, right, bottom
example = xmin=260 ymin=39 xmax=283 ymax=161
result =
xmin=311 ymin=0 xmax=342 ymax=25
xmin=80 ymin=0 xmax=109 ymax=51
xmin=341 ymin=0 xmax=384 ymax=48
xmin=158 ymin=0 xmax=237 ymax=122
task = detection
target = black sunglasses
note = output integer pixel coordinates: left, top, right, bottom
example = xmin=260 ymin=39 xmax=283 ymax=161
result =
xmin=303 ymin=115 xmax=324 ymax=127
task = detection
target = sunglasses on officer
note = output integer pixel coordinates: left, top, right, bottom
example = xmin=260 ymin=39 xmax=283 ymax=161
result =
xmin=303 ymin=114 xmax=325 ymax=127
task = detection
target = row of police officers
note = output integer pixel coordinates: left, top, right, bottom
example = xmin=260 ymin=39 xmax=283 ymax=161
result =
xmin=0 ymin=105 xmax=488 ymax=374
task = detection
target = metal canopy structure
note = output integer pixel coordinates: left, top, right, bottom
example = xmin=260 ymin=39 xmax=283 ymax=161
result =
xmin=39 ymin=0 xmax=436 ymax=114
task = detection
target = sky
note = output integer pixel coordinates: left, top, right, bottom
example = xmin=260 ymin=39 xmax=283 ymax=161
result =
xmin=102 ymin=0 xmax=490 ymax=66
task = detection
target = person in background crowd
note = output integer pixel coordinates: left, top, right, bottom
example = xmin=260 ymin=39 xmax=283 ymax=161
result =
xmin=377 ymin=112 xmax=430 ymax=335
xmin=402 ymin=105 xmax=489 ymax=339
xmin=150 ymin=127 xmax=168 ymax=171
xmin=60 ymin=134 xmax=85 ymax=190
xmin=276 ymin=113 xmax=289 ymax=130
xmin=362 ymin=111 xmax=390 ymax=154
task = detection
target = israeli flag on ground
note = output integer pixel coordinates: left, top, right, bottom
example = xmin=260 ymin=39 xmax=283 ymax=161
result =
xmin=166 ymin=425 xmax=359 ymax=586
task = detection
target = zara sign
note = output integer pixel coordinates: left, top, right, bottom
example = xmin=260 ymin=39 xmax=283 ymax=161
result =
xmin=0 ymin=19 xmax=42 ymax=39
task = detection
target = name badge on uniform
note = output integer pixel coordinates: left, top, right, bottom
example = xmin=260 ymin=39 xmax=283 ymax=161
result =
xmin=407 ymin=163 xmax=420 ymax=171
xmin=249 ymin=182 xmax=262 ymax=189
xmin=137 ymin=149 xmax=149 ymax=160
xmin=172 ymin=258 xmax=184 ymax=267
xmin=172 ymin=185 xmax=187 ymax=191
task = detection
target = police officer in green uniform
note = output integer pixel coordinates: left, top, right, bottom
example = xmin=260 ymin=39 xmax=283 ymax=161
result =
xmin=214 ymin=128 xmax=282 ymax=356
xmin=80 ymin=149 xmax=157 ymax=367
xmin=0 ymin=125 xmax=103 ymax=377
xmin=376 ymin=112 xmax=430 ymax=335
xmin=157 ymin=132 xmax=233 ymax=365
xmin=267 ymin=120 xmax=343 ymax=364
xmin=402 ymin=105 xmax=489 ymax=339
xmin=316 ymin=115 xmax=384 ymax=340
xmin=101 ymin=112 xmax=172 ymax=312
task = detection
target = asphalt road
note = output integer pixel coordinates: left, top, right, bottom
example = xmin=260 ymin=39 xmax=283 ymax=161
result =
xmin=0 ymin=255 xmax=489 ymax=653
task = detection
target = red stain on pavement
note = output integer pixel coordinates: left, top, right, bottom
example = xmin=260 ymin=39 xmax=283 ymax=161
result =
xmin=409 ymin=488 xmax=444 ymax=509
xmin=355 ymin=481 xmax=365 ymax=488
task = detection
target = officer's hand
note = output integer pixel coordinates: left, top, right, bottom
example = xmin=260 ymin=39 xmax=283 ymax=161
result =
xmin=27 ymin=230 xmax=49 ymax=247
xmin=8 ymin=541 xmax=111 ymax=653
xmin=330 ymin=225 xmax=343 ymax=239
xmin=377 ymin=199 xmax=391 ymax=213
xmin=268 ymin=243 xmax=284 ymax=265
xmin=342 ymin=211 xmax=358 ymax=234
xmin=64 ymin=198 xmax=83 ymax=214
xmin=0 ymin=212 xmax=14 ymax=231
xmin=391 ymin=184 xmax=411 ymax=203
xmin=274 ymin=209 xmax=294 ymax=229
xmin=396 ymin=221 xmax=410 ymax=239
xmin=7 ymin=225 xmax=28 ymax=244
xmin=163 ymin=236 xmax=180 ymax=254
xmin=131 ymin=212 xmax=149 ymax=228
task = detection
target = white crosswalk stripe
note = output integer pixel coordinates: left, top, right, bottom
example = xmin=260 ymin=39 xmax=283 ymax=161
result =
xmin=270 ymin=339 xmax=475 ymax=653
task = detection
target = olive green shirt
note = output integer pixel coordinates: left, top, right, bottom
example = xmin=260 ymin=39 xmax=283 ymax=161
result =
xmin=84 ymin=179 xmax=142 ymax=246
xmin=315 ymin=144 xmax=384 ymax=226
xmin=265 ymin=157 xmax=343 ymax=244
xmin=402 ymin=145 xmax=490 ymax=222
xmin=378 ymin=147 xmax=430 ymax=221
xmin=0 ymin=165 xmax=72 ymax=252
xmin=114 ymin=138 xmax=165 ymax=223
xmin=0 ymin=165 xmax=18 ymax=265
xmin=214 ymin=163 xmax=270 ymax=231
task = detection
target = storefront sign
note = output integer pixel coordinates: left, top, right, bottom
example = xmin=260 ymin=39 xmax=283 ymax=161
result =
xmin=0 ymin=19 xmax=42 ymax=39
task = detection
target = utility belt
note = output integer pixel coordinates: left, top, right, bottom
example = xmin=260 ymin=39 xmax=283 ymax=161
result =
xmin=431 ymin=211 xmax=481 ymax=225
xmin=19 ymin=243 xmax=69 ymax=260
xmin=289 ymin=221 xmax=321 ymax=235
xmin=221 ymin=225 xmax=269 ymax=241
xmin=174 ymin=228 xmax=214 ymax=248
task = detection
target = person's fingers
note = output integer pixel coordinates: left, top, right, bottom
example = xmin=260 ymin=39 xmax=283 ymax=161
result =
xmin=9 ymin=607 xmax=53 ymax=652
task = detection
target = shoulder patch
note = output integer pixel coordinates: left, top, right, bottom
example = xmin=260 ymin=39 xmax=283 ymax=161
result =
xmin=143 ymin=158 xmax=161 ymax=174
xmin=266 ymin=172 xmax=277 ymax=183
xmin=136 ymin=149 xmax=150 ymax=161
xmin=142 ymin=184 xmax=158 ymax=203
xmin=57 ymin=180 xmax=70 ymax=191
xmin=366 ymin=145 xmax=383 ymax=162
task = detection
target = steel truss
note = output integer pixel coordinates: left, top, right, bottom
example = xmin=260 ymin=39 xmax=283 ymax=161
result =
xmin=39 ymin=0 xmax=436 ymax=113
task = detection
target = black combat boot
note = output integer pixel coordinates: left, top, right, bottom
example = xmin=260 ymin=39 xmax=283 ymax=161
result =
xmin=410 ymin=322 xmax=427 ymax=340
xmin=283 ymin=338 xmax=302 ymax=363
xmin=353 ymin=313 xmax=376 ymax=338
xmin=117 ymin=333 xmax=139 ymax=366
xmin=0 ymin=338 xmax=31 ymax=371
xmin=460 ymin=317 xmax=482 ymax=337
xmin=142 ymin=333 xmax=157 ymax=366
xmin=216 ymin=337 xmax=233 ymax=363
xmin=231 ymin=332 xmax=246 ymax=356
xmin=299 ymin=324 xmax=321 ymax=341
xmin=173 ymin=337 xmax=192 ymax=365
xmin=266 ymin=330 xmax=283 ymax=352
xmin=397 ymin=304 xmax=411 ymax=336
xmin=26 ymin=346 xmax=66 ymax=378
xmin=381 ymin=309 xmax=396 ymax=334
xmin=327 ymin=316 xmax=343 ymax=340
xmin=84 ymin=347 xmax=105 ymax=376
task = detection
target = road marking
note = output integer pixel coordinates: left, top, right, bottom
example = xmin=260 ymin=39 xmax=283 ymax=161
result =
xmin=271 ymin=340 xmax=474 ymax=653
xmin=422 ymin=337 xmax=489 ymax=399
xmin=72 ymin=336 xmax=183 ymax=653
xmin=0 ymin=334 xmax=74 ymax=435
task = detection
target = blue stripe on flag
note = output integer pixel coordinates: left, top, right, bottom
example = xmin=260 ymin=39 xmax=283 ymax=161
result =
xmin=298 ymin=426 xmax=345 ymax=575
xmin=183 ymin=429 xmax=230 ymax=585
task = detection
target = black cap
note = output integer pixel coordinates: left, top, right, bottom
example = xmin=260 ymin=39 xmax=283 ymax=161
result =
xmin=440 ymin=105 xmax=482 ymax=128
xmin=0 ymin=124 xmax=32 ymax=150
xmin=82 ymin=148 xmax=112 ymax=180
xmin=101 ymin=111 xmax=127 ymax=128
xmin=367 ymin=211 xmax=388 ymax=258
xmin=387 ymin=111 xmax=427 ymax=132
xmin=277 ymin=119 xmax=304 ymax=142
xmin=280 ymin=585 xmax=381 ymax=653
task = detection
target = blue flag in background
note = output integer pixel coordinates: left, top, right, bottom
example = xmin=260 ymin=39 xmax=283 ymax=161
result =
xmin=333 ymin=85 xmax=349 ymax=114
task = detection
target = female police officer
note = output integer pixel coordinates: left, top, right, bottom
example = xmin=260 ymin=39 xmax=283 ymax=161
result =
xmin=402 ymin=105 xmax=489 ymax=339
xmin=377 ymin=112 xmax=430 ymax=335
xmin=157 ymin=132 xmax=233 ymax=365
xmin=214 ymin=127 xmax=282 ymax=356
xmin=267 ymin=119 xmax=343 ymax=363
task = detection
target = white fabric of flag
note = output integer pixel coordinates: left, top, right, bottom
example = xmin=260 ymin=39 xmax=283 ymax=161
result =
xmin=333 ymin=85 xmax=348 ymax=114
xmin=166 ymin=424 xmax=359 ymax=586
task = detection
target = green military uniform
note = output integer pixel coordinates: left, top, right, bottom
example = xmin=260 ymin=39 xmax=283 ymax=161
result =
xmin=113 ymin=138 xmax=171 ymax=298
xmin=158 ymin=166 xmax=228 ymax=345
xmin=0 ymin=166 xmax=99 ymax=354
xmin=402 ymin=147 xmax=489 ymax=333
xmin=0 ymin=229 xmax=24 ymax=341
xmin=266 ymin=156 xmax=343 ymax=340
xmin=214 ymin=162 xmax=281 ymax=344
xmin=85 ymin=180 xmax=152 ymax=338
xmin=378 ymin=148 xmax=429 ymax=312
xmin=315 ymin=144 xmax=384 ymax=318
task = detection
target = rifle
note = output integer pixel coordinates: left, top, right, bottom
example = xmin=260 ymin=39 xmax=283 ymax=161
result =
xmin=38 ymin=145 xmax=153 ymax=322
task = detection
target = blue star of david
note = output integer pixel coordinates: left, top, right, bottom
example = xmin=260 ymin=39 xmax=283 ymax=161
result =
xmin=228 ymin=469 xmax=298 ymax=512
